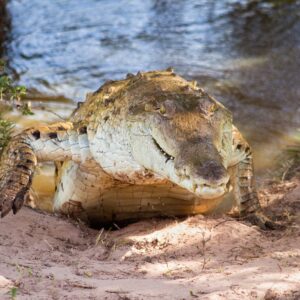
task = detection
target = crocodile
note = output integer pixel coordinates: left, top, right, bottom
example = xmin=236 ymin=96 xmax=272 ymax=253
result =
xmin=0 ymin=69 xmax=276 ymax=229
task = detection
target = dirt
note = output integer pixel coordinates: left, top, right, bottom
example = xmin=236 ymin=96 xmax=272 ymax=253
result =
xmin=0 ymin=179 xmax=299 ymax=300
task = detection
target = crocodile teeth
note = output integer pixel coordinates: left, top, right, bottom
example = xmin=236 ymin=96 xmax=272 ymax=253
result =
xmin=152 ymin=138 xmax=175 ymax=163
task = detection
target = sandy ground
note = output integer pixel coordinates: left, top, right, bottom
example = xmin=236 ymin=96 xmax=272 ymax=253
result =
xmin=0 ymin=179 xmax=299 ymax=300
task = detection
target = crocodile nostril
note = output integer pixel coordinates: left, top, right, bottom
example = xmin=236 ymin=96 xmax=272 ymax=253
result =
xmin=202 ymin=175 xmax=230 ymax=189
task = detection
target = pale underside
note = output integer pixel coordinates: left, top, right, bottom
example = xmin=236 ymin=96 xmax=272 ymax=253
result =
xmin=53 ymin=160 xmax=236 ymax=225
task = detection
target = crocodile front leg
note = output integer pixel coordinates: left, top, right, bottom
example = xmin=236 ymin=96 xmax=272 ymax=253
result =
xmin=0 ymin=122 xmax=91 ymax=217
xmin=229 ymin=126 xmax=282 ymax=230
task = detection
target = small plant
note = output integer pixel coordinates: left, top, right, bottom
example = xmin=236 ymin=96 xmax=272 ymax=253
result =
xmin=10 ymin=287 xmax=18 ymax=300
xmin=0 ymin=59 xmax=33 ymax=157
xmin=20 ymin=102 xmax=34 ymax=116
xmin=0 ymin=59 xmax=31 ymax=114
xmin=0 ymin=74 xmax=12 ymax=101
xmin=275 ymin=130 xmax=300 ymax=180
xmin=283 ymin=131 xmax=300 ymax=179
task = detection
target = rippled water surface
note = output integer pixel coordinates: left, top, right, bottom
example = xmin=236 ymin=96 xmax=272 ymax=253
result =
xmin=4 ymin=0 xmax=300 ymax=170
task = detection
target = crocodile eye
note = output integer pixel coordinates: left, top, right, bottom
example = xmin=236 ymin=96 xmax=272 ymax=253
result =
xmin=159 ymin=105 xmax=166 ymax=115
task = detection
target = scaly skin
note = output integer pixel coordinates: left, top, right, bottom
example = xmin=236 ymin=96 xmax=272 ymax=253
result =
xmin=0 ymin=70 xmax=277 ymax=229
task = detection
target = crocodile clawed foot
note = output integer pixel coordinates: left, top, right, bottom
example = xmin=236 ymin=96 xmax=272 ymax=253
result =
xmin=243 ymin=211 xmax=285 ymax=231
xmin=0 ymin=135 xmax=37 ymax=218
xmin=0 ymin=186 xmax=29 ymax=218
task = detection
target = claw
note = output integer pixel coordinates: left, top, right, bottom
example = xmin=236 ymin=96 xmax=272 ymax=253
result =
xmin=0 ymin=200 xmax=12 ymax=218
xmin=12 ymin=200 xmax=24 ymax=214
xmin=12 ymin=188 xmax=28 ymax=214
xmin=0 ymin=184 xmax=31 ymax=217
xmin=243 ymin=211 xmax=285 ymax=231
xmin=0 ymin=188 xmax=30 ymax=217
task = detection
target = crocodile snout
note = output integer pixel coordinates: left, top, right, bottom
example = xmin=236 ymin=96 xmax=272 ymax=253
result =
xmin=175 ymin=160 xmax=230 ymax=198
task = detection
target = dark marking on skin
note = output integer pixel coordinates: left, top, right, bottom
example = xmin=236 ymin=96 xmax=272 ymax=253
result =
xmin=58 ymin=126 xmax=65 ymax=131
xmin=18 ymin=145 xmax=30 ymax=153
xmin=79 ymin=126 xmax=87 ymax=134
xmin=19 ymin=141 xmax=31 ymax=147
xmin=240 ymin=175 xmax=252 ymax=180
xmin=16 ymin=164 xmax=30 ymax=171
xmin=32 ymin=130 xmax=40 ymax=140
xmin=128 ymin=104 xmax=144 ymax=115
xmin=49 ymin=132 xmax=58 ymax=139
xmin=144 ymin=172 xmax=154 ymax=179
xmin=104 ymin=116 xmax=109 ymax=122
xmin=104 ymin=98 xmax=115 ymax=107
xmin=246 ymin=153 xmax=252 ymax=159
xmin=61 ymin=182 xmax=64 ymax=192
xmin=244 ymin=157 xmax=251 ymax=163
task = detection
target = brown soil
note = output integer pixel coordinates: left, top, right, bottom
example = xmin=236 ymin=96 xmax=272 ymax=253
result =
xmin=0 ymin=179 xmax=299 ymax=300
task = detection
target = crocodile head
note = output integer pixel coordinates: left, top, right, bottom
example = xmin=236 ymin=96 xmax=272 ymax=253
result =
xmin=127 ymin=78 xmax=233 ymax=199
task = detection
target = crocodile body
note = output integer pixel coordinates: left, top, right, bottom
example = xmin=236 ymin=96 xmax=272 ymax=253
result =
xmin=0 ymin=69 xmax=270 ymax=227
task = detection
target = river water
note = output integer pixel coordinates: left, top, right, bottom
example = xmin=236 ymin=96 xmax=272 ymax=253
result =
xmin=4 ymin=0 xmax=300 ymax=171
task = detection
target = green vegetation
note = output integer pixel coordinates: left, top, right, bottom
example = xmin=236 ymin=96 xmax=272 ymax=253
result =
xmin=0 ymin=116 xmax=13 ymax=154
xmin=284 ymin=132 xmax=300 ymax=179
xmin=0 ymin=59 xmax=32 ymax=115
xmin=9 ymin=287 xmax=18 ymax=300
xmin=0 ymin=59 xmax=30 ymax=155
xmin=0 ymin=60 xmax=26 ymax=101
xmin=276 ymin=131 xmax=300 ymax=180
